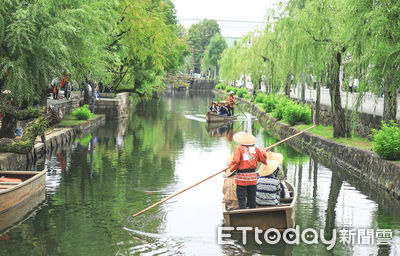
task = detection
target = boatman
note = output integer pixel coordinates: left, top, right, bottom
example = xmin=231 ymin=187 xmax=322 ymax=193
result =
xmin=227 ymin=131 xmax=268 ymax=209
xmin=227 ymin=91 xmax=237 ymax=116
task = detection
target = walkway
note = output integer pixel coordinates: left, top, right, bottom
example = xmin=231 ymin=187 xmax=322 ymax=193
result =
xmin=289 ymin=86 xmax=400 ymax=119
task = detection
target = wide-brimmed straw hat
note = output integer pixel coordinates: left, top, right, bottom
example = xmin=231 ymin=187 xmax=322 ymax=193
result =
xmin=226 ymin=155 xmax=235 ymax=177
xmin=229 ymin=91 xmax=234 ymax=94
xmin=266 ymin=151 xmax=283 ymax=165
xmin=258 ymin=160 xmax=279 ymax=177
xmin=233 ymin=131 xmax=256 ymax=146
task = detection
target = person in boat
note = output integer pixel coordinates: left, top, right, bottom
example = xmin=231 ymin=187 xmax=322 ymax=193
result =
xmin=228 ymin=131 xmax=268 ymax=209
xmin=223 ymin=155 xmax=239 ymax=210
xmin=227 ymin=91 xmax=237 ymax=116
xmin=219 ymin=102 xmax=229 ymax=116
xmin=256 ymin=160 xmax=282 ymax=206
xmin=209 ymin=101 xmax=215 ymax=112
xmin=265 ymin=151 xmax=290 ymax=199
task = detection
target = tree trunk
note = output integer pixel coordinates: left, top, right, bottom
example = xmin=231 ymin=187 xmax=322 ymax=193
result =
xmin=83 ymin=84 xmax=90 ymax=105
xmin=329 ymin=50 xmax=350 ymax=138
xmin=383 ymin=73 xmax=398 ymax=122
xmin=285 ymin=72 xmax=291 ymax=96
xmin=315 ymin=75 xmax=321 ymax=125
xmin=0 ymin=114 xmax=16 ymax=138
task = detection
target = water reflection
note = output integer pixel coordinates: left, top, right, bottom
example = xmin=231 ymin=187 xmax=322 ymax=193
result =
xmin=0 ymin=90 xmax=399 ymax=256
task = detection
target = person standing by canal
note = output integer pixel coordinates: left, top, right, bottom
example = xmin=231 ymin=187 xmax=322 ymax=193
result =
xmin=227 ymin=91 xmax=237 ymax=116
xmin=227 ymin=131 xmax=268 ymax=209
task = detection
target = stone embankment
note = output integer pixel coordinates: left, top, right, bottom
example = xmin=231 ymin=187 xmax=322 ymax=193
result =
xmin=0 ymin=115 xmax=105 ymax=170
xmin=215 ymin=89 xmax=400 ymax=199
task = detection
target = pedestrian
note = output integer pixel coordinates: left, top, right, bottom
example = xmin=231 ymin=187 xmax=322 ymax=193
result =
xmin=349 ymin=76 xmax=354 ymax=93
xmin=53 ymin=83 xmax=58 ymax=99
xmin=227 ymin=131 xmax=268 ymax=209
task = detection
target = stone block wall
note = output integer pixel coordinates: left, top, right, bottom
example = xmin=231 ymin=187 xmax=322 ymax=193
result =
xmin=296 ymin=99 xmax=382 ymax=138
xmin=190 ymin=79 xmax=215 ymax=90
xmin=215 ymin=89 xmax=400 ymax=199
xmin=94 ymin=92 xmax=129 ymax=120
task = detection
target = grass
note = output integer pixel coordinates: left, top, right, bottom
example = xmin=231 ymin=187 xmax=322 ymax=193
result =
xmin=295 ymin=124 xmax=373 ymax=150
xmin=58 ymin=114 xmax=98 ymax=126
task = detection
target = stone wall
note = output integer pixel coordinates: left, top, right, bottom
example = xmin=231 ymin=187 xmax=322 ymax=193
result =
xmin=0 ymin=115 xmax=105 ymax=170
xmin=94 ymin=92 xmax=129 ymax=120
xmin=215 ymin=89 xmax=400 ymax=200
xmin=50 ymin=99 xmax=80 ymax=116
xmin=296 ymin=99 xmax=382 ymax=138
xmin=190 ymin=79 xmax=215 ymax=90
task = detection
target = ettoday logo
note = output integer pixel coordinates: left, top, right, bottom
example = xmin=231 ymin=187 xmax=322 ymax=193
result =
xmin=218 ymin=226 xmax=393 ymax=250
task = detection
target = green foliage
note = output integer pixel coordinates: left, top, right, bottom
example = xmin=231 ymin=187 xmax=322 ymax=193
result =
xmin=372 ymin=121 xmax=400 ymax=160
xmin=215 ymin=82 xmax=227 ymax=90
xmin=72 ymin=105 xmax=94 ymax=120
xmin=254 ymin=93 xmax=311 ymax=125
xmin=187 ymin=19 xmax=221 ymax=72
xmin=202 ymin=33 xmax=227 ymax=76
xmin=0 ymin=14 xmax=4 ymax=44
xmin=235 ymin=88 xmax=250 ymax=98
xmin=282 ymin=103 xmax=311 ymax=126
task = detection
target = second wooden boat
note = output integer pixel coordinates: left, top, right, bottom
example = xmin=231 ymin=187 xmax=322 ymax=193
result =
xmin=0 ymin=170 xmax=47 ymax=214
xmin=223 ymin=181 xmax=297 ymax=231
xmin=206 ymin=111 xmax=237 ymax=123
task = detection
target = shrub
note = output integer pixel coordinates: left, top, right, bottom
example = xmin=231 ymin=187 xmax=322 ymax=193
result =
xmin=273 ymin=98 xmax=293 ymax=120
xmin=262 ymin=94 xmax=281 ymax=112
xmin=372 ymin=121 xmax=400 ymax=160
xmin=216 ymin=82 xmax=227 ymax=90
xmin=224 ymin=86 xmax=233 ymax=93
xmin=254 ymin=93 xmax=268 ymax=104
xmin=72 ymin=105 xmax=94 ymax=120
xmin=236 ymin=88 xmax=250 ymax=98
xmin=244 ymin=93 xmax=252 ymax=100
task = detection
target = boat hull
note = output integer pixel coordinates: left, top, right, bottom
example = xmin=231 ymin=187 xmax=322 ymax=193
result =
xmin=206 ymin=112 xmax=237 ymax=123
xmin=0 ymin=170 xmax=47 ymax=214
xmin=223 ymin=181 xmax=296 ymax=231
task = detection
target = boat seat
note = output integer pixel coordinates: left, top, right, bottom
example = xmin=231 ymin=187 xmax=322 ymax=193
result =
xmin=280 ymin=197 xmax=293 ymax=203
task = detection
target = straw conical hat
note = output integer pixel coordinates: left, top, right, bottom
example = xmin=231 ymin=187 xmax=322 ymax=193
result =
xmin=258 ymin=160 xmax=279 ymax=177
xmin=266 ymin=152 xmax=283 ymax=165
xmin=225 ymin=155 xmax=235 ymax=177
xmin=233 ymin=131 xmax=256 ymax=146
xmin=229 ymin=91 xmax=234 ymax=94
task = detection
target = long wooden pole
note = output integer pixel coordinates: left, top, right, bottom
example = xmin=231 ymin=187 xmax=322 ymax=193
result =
xmin=131 ymin=125 xmax=315 ymax=218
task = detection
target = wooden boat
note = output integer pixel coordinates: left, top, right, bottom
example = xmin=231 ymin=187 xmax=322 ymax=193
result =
xmin=223 ymin=181 xmax=297 ymax=231
xmin=206 ymin=111 xmax=237 ymax=123
xmin=0 ymin=186 xmax=45 ymax=233
xmin=0 ymin=170 xmax=47 ymax=215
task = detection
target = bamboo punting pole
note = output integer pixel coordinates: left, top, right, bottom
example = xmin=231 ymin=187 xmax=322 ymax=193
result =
xmin=131 ymin=125 xmax=315 ymax=218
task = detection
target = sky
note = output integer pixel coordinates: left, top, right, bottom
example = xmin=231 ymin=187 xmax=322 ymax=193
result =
xmin=172 ymin=0 xmax=282 ymax=39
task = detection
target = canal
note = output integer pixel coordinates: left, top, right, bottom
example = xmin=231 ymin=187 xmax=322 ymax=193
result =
xmin=0 ymin=90 xmax=399 ymax=255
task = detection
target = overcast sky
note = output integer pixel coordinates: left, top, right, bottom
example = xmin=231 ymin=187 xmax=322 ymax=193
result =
xmin=172 ymin=0 xmax=282 ymax=38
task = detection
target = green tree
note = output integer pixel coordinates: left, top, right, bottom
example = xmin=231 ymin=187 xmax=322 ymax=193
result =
xmin=187 ymin=19 xmax=221 ymax=73
xmin=202 ymin=33 xmax=227 ymax=79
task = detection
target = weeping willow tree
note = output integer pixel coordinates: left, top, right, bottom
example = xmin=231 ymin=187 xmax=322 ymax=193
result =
xmin=108 ymin=0 xmax=187 ymax=97
xmin=0 ymin=0 xmax=117 ymax=141
xmin=0 ymin=0 xmax=187 ymax=153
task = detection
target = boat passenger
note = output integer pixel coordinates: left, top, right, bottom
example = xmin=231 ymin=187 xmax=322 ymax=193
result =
xmin=227 ymin=91 xmax=237 ymax=116
xmin=228 ymin=131 xmax=268 ymax=209
xmin=209 ymin=102 xmax=216 ymax=112
xmin=256 ymin=160 xmax=281 ymax=206
xmin=219 ymin=102 xmax=229 ymax=116
xmin=223 ymin=155 xmax=239 ymax=210
xmin=265 ymin=151 xmax=290 ymax=199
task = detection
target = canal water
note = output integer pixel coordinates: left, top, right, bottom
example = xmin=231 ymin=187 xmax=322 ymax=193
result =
xmin=0 ymin=90 xmax=400 ymax=256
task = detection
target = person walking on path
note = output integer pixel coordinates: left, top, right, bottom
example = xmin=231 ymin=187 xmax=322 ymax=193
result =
xmin=227 ymin=131 xmax=268 ymax=209
xmin=227 ymin=91 xmax=237 ymax=116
